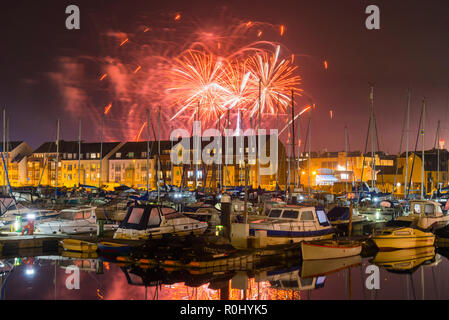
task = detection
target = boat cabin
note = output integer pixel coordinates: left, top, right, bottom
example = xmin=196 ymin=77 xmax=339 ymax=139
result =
xmin=264 ymin=206 xmax=331 ymax=226
xmin=119 ymin=205 xmax=180 ymax=230
xmin=58 ymin=206 xmax=97 ymax=221
xmin=409 ymin=200 xmax=445 ymax=218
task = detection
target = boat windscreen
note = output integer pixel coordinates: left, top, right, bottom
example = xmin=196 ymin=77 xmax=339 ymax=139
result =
xmin=268 ymin=209 xmax=282 ymax=218
xmin=128 ymin=207 xmax=145 ymax=224
xmin=282 ymin=210 xmax=299 ymax=219
xmin=316 ymin=210 xmax=330 ymax=226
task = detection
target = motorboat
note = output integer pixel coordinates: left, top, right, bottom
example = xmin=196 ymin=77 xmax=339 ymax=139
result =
xmin=35 ymin=206 xmax=117 ymax=235
xmin=183 ymin=207 xmax=221 ymax=232
xmin=396 ymin=200 xmax=449 ymax=230
xmin=0 ymin=197 xmax=59 ymax=230
xmin=372 ymin=227 xmax=435 ymax=250
xmin=354 ymin=199 xmax=399 ymax=223
xmin=113 ymin=204 xmax=208 ymax=240
xmin=248 ymin=205 xmax=335 ymax=246
xmin=301 ymin=240 xmax=362 ymax=260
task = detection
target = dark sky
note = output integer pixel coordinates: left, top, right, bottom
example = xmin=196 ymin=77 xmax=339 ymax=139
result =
xmin=0 ymin=0 xmax=448 ymax=153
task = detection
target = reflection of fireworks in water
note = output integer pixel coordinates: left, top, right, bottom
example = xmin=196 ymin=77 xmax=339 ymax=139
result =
xmin=52 ymin=13 xmax=306 ymax=141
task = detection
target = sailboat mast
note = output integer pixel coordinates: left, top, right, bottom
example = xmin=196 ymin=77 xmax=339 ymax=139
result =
xmin=405 ymin=88 xmax=411 ymax=199
xmin=78 ymin=119 xmax=81 ymax=187
xmin=287 ymin=121 xmax=291 ymax=191
xmin=421 ymin=99 xmax=426 ymax=200
xmin=170 ymin=125 xmax=173 ymax=187
xmin=195 ymin=103 xmax=199 ymax=190
xmin=218 ymin=115 xmax=221 ymax=192
xmin=6 ymin=117 xmax=9 ymax=182
xmin=276 ymin=98 xmax=279 ymax=188
xmin=55 ymin=119 xmax=60 ymax=200
xmin=291 ymin=90 xmax=295 ymax=188
xmin=2 ymin=108 xmax=5 ymax=194
xmin=308 ymin=109 xmax=311 ymax=196
xmin=99 ymin=113 xmax=104 ymax=189
xmin=297 ymin=104 xmax=301 ymax=189
xmin=258 ymin=78 xmax=261 ymax=188
xmin=157 ymin=106 xmax=161 ymax=203
xmin=370 ymin=85 xmax=376 ymax=189
xmin=146 ymin=109 xmax=150 ymax=194
xmin=345 ymin=125 xmax=348 ymax=194
xmin=224 ymin=109 xmax=229 ymax=192
xmin=437 ymin=120 xmax=440 ymax=193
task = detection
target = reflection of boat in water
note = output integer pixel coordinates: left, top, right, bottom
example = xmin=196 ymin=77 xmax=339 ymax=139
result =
xmin=301 ymin=240 xmax=362 ymax=260
xmin=258 ymin=266 xmax=326 ymax=291
xmin=113 ymin=204 xmax=207 ymax=240
xmin=97 ymin=242 xmax=131 ymax=256
xmin=249 ymin=206 xmax=335 ymax=246
xmin=372 ymin=227 xmax=435 ymax=250
xmin=300 ymin=255 xmax=362 ymax=278
xmin=61 ymin=239 xmax=98 ymax=252
xmin=370 ymin=246 xmax=435 ymax=273
xmin=120 ymin=264 xmax=235 ymax=289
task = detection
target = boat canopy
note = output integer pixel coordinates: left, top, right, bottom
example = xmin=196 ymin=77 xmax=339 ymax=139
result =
xmin=327 ymin=206 xmax=350 ymax=222
xmin=119 ymin=205 xmax=177 ymax=230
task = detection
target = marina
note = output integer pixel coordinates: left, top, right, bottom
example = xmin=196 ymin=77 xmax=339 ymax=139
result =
xmin=0 ymin=0 xmax=448 ymax=306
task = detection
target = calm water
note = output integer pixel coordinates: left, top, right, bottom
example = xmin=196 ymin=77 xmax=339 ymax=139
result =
xmin=2 ymin=247 xmax=449 ymax=300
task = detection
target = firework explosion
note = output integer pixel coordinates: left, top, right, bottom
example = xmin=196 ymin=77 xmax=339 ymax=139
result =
xmin=51 ymin=14 xmax=305 ymax=141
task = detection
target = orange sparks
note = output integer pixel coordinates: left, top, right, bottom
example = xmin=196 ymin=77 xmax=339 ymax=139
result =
xmin=143 ymin=27 xmax=150 ymax=33
xmin=300 ymin=105 xmax=312 ymax=116
xmin=257 ymin=30 xmax=262 ymax=37
xmin=174 ymin=13 xmax=181 ymax=21
xmin=134 ymin=65 xmax=142 ymax=73
xmin=246 ymin=21 xmax=253 ymax=27
xmin=120 ymin=38 xmax=129 ymax=47
xmin=99 ymin=74 xmax=108 ymax=81
xmin=135 ymin=122 xmax=146 ymax=142
xmin=280 ymin=25 xmax=285 ymax=36
xmin=104 ymin=103 xmax=112 ymax=115
xmin=96 ymin=289 xmax=104 ymax=300
xmin=324 ymin=60 xmax=328 ymax=70
xmin=291 ymin=54 xmax=295 ymax=63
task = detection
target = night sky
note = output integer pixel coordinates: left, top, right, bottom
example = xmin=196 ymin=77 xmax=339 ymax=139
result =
xmin=0 ymin=0 xmax=448 ymax=153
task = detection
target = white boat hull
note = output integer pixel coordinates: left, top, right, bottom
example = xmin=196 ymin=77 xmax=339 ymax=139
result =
xmin=114 ymin=221 xmax=208 ymax=240
xmin=301 ymin=241 xmax=362 ymax=260
xmin=36 ymin=221 xmax=117 ymax=235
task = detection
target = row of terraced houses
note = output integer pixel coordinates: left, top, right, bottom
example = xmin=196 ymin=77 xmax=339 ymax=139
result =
xmin=1 ymin=138 xmax=448 ymax=195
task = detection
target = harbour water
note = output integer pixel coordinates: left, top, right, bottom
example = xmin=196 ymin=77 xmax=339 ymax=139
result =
xmin=2 ymin=253 xmax=449 ymax=300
